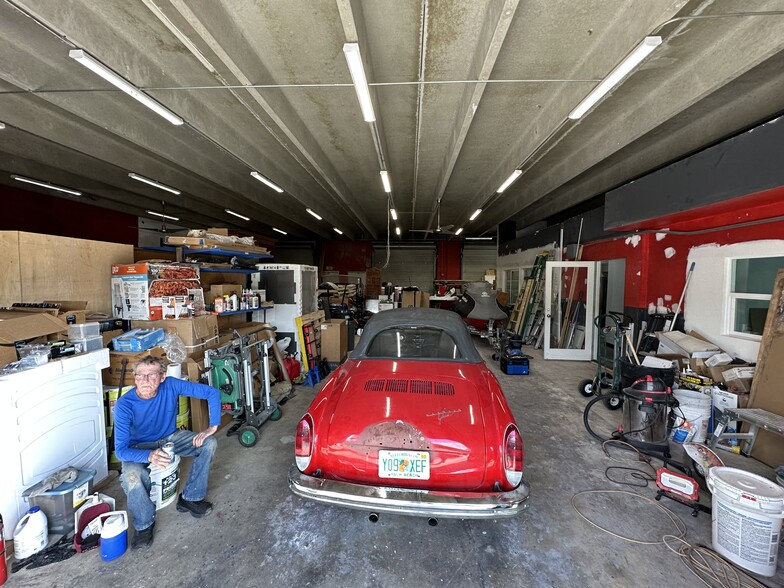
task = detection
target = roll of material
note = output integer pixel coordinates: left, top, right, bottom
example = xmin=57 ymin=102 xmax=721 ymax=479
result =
xmin=166 ymin=363 xmax=182 ymax=379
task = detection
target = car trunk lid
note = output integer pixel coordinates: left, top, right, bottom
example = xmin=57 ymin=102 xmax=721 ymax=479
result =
xmin=324 ymin=360 xmax=488 ymax=490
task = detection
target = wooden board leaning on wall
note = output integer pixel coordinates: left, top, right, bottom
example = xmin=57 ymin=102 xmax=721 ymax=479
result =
xmin=0 ymin=231 xmax=134 ymax=313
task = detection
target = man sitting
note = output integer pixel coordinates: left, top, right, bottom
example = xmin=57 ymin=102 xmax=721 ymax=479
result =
xmin=114 ymin=356 xmax=221 ymax=549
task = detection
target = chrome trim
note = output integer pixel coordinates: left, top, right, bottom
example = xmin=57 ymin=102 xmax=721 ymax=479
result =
xmin=288 ymin=465 xmax=530 ymax=519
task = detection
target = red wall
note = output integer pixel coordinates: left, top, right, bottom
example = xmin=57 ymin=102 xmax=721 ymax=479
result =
xmin=0 ymin=186 xmax=138 ymax=245
xmin=582 ymin=187 xmax=784 ymax=311
xmin=436 ymin=241 xmax=462 ymax=280
xmin=322 ymin=240 xmax=373 ymax=273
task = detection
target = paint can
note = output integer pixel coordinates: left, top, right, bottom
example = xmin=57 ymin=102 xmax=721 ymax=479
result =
xmin=148 ymin=455 xmax=180 ymax=510
xmin=672 ymin=389 xmax=711 ymax=443
xmin=707 ymin=466 xmax=784 ymax=577
xmin=12 ymin=507 xmax=48 ymax=560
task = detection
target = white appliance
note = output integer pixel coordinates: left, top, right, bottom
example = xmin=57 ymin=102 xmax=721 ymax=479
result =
xmin=252 ymin=264 xmax=318 ymax=356
xmin=0 ymin=349 xmax=109 ymax=539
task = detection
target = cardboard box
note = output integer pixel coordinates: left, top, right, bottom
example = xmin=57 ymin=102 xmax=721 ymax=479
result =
xmin=131 ymin=315 xmax=219 ymax=361
xmin=206 ymin=284 xmax=244 ymax=304
xmin=401 ymin=291 xmax=430 ymax=308
xmin=656 ymin=331 xmax=720 ymax=358
xmin=721 ymin=366 xmax=755 ymax=394
xmin=111 ymin=262 xmax=201 ymax=320
xmin=185 ymin=358 xmax=235 ymax=432
xmin=0 ymin=311 xmax=70 ymax=367
xmin=43 ymin=300 xmax=88 ymax=324
xmin=705 ymin=352 xmax=733 ymax=367
xmin=320 ymin=319 xmax=348 ymax=363
xmin=102 ymin=346 xmax=167 ymax=386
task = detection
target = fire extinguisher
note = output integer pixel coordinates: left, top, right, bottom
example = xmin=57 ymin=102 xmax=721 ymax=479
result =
xmin=0 ymin=513 xmax=7 ymax=585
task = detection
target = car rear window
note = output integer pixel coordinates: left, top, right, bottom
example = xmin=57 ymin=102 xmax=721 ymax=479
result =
xmin=365 ymin=326 xmax=461 ymax=359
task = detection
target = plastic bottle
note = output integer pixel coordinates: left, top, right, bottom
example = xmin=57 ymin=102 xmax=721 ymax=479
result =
xmin=13 ymin=506 xmax=48 ymax=560
xmin=229 ymin=292 xmax=239 ymax=312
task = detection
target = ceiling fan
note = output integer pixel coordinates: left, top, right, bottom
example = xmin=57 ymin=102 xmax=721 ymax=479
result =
xmin=137 ymin=200 xmax=182 ymax=235
xmin=409 ymin=201 xmax=456 ymax=235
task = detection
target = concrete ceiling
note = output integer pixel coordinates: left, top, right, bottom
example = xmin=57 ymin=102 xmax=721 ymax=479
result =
xmin=1 ymin=0 xmax=783 ymax=242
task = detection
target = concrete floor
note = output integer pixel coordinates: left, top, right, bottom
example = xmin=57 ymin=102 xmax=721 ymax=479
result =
xmin=7 ymin=340 xmax=784 ymax=588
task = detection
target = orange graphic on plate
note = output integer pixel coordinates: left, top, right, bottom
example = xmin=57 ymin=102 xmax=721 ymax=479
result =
xmin=398 ymin=459 xmax=410 ymax=472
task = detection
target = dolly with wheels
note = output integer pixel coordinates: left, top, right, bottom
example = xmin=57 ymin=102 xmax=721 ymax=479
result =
xmin=577 ymin=313 xmax=633 ymax=411
xmin=204 ymin=327 xmax=282 ymax=447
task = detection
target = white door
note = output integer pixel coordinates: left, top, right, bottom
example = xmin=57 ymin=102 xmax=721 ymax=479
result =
xmin=544 ymin=261 xmax=600 ymax=360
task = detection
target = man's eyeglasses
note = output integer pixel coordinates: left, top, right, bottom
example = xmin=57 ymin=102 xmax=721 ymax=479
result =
xmin=134 ymin=372 xmax=162 ymax=381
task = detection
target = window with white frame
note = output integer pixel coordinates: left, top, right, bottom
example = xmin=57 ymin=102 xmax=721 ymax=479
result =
xmin=727 ymin=256 xmax=784 ymax=337
xmin=505 ymin=269 xmax=520 ymax=304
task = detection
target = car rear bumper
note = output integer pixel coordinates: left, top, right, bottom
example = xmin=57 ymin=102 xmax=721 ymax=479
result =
xmin=288 ymin=465 xmax=530 ymax=519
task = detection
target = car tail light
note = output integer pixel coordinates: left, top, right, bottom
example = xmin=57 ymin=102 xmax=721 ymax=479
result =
xmin=503 ymin=425 xmax=523 ymax=487
xmin=295 ymin=415 xmax=313 ymax=470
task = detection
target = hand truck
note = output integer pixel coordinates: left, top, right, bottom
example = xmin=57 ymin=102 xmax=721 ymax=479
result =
xmin=577 ymin=313 xmax=633 ymax=410
xmin=204 ymin=328 xmax=282 ymax=447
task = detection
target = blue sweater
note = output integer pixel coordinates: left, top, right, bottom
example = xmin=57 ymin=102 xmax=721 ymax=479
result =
xmin=114 ymin=377 xmax=221 ymax=463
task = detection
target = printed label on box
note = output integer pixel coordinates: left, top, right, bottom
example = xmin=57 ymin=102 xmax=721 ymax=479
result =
xmin=73 ymin=480 xmax=90 ymax=508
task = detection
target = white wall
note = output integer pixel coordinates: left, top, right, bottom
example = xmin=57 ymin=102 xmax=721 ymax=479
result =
xmin=685 ymin=239 xmax=784 ymax=363
xmin=497 ymin=243 xmax=559 ymax=292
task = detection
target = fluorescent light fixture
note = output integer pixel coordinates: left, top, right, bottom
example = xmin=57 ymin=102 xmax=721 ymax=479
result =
xmin=466 ymin=236 xmax=494 ymax=240
xmin=306 ymin=208 xmax=322 ymax=220
xmin=380 ymin=171 xmax=391 ymax=193
xmin=342 ymin=43 xmax=376 ymax=122
xmin=12 ymin=175 xmax=82 ymax=196
xmin=250 ymin=171 xmax=284 ymax=193
xmin=568 ymin=36 xmax=662 ymax=120
xmin=128 ymin=172 xmax=181 ymax=195
xmin=454 ymin=228 xmax=464 ymax=236
xmin=497 ymin=170 xmax=522 ymax=193
xmin=68 ymin=49 xmax=184 ymax=125
xmin=146 ymin=210 xmax=180 ymax=221
xmin=333 ymin=227 xmax=343 ymax=235
xmin=0 ymin=122 xmax=5 ymax=130
xmin=469 ymin=209 xmax=482 ymax=221
xmin=273 ymin=227 xmax=287 ymax=235
xmin=225 ymin=209 xmax=250 ymax=221
xmin=395 ymin=226 xmax=401 ymax=236
xmin=390 ymin=208 xmax=398 ymax=221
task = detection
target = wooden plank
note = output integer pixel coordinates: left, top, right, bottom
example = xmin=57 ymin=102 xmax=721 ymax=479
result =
xmin=746 ymin=268 xmax=784 ymax=467
xmin=18 ymin=232 xmax=133 ymax=315
xmin=0 ymin=231 xmax=22 ymax=308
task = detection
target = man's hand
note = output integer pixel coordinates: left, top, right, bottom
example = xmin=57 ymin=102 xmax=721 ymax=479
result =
xmin=148 ymin=448 xmax=171 ymax=468
xmin=193 ymin=425 xmax=218 ymax=447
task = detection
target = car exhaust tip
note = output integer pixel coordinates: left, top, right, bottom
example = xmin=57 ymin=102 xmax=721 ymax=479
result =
xmin=427 ymin=518 xmax=438 ymax=527
xmin=368 ymin=512 xmax=379 ymax=523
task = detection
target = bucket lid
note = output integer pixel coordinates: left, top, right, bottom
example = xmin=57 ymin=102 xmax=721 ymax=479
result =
xmin=708 ymin=467 xmax=784 ymax=513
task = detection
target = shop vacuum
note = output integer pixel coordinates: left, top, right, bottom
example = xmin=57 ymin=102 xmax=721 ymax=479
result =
xmin=584 ymin=376 xmax=680 ymax=460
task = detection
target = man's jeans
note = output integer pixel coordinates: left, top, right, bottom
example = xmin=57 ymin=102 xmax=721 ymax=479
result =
xmin=120 ymin=429 xmax=217 ymax=531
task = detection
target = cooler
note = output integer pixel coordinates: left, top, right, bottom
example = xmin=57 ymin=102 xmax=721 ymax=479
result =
xmin=500 ymin=354 xmax=529 ymax=375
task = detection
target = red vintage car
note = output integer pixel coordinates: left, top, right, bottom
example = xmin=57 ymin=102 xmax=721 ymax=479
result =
xmin=288 ymin=307 xmax=530 ymax=520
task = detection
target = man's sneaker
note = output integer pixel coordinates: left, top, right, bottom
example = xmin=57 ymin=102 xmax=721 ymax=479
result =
xmin=132 ymin=522 xmax=155 ymax=549
xmin=176 ymin=494 xmax=213 ymax=518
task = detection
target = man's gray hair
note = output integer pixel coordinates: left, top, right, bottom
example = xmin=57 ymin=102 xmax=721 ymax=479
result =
xmin=137 ymin=355 xmax=165 ymax=373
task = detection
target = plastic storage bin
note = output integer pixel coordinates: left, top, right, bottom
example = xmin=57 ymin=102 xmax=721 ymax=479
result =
xmin=500 ymin=354 xmax=529 ymax=375
xmin=68 ymin=322 xmax=101 ymax=340
xmin=112 ymin=328 xmax=165 ymax=352
xmin=72 ymin=336 xmax=104 ymax=353
xmin=22 ymin=468 xmax=96 ymax=535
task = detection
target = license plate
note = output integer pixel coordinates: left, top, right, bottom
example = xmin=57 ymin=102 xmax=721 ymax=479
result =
xmin=378 ymin=450 xmax=430 ymax=480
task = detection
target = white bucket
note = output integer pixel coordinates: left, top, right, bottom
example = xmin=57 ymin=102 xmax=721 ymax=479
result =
xmin=707 ymin=466 xmax=784 ymax=577
xmin=13 ymin=506 xmax=48 ymax=560
xmin=148 ymin=455 xmax=180 ymax=511
xmin=673 ymin=389 xmax=711 ymax=443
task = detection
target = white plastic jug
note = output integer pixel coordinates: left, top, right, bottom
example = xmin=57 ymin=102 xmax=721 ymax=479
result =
xmin=13 ymin=506 xmax=48 ymax=560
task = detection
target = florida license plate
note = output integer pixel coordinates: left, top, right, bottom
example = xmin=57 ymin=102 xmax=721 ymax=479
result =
xmin=378 ymin=450 xmax=430 ymax=480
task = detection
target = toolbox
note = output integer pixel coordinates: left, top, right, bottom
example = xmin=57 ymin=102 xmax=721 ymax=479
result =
xmin=500 ymin=353 xmax=529 ymax=375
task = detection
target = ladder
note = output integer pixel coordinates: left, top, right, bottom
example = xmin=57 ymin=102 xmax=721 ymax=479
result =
xmin=518 ymin=253 xmax=549 ymax=337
